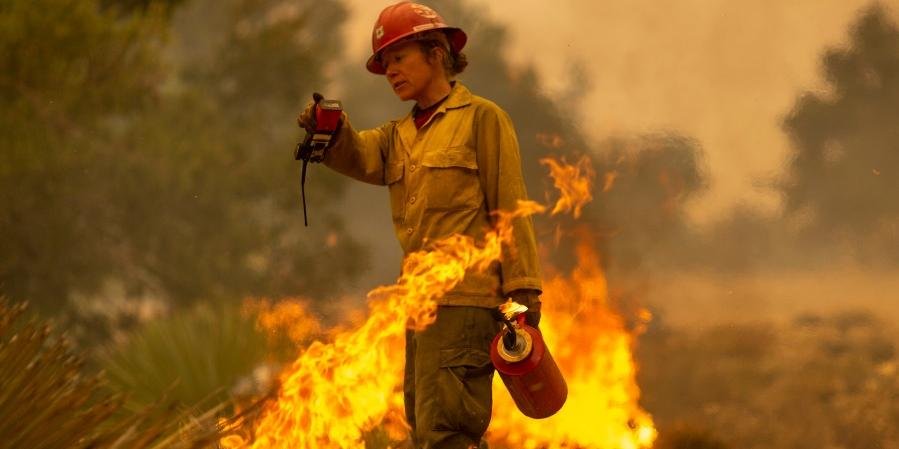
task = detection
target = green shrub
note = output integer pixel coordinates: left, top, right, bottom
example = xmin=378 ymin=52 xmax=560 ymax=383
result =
xmin=100 ymin=303 xmax=274 ymax=413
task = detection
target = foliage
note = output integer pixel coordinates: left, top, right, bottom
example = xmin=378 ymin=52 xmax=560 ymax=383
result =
xmin=0 ymin=299 xmax=225 ymax=449
xmin=0 ymin=0 xmax=166 ymax=314
xmin=123 ymin=0 xmax=367 ymax=305
xmin=638 ymin=310 xmax=899 ymax=449
xmin=0 ymin=0 xmax=367 ymax=319
xmin=781 ymin=4 xmax=899 ymax=260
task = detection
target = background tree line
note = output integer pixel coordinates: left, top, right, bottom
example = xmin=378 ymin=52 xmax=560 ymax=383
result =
xmin=1 ymin=0 xmax=366 ymax=333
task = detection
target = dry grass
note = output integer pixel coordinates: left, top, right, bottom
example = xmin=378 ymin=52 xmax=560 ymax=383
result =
xmin=0 ymin=299 xmax=228 ymax=449
xmin=638 ymin=308 xmax=899 ymax=449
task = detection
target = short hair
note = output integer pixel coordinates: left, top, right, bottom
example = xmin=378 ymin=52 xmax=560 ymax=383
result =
xmin=412 ymin=30 xmax=468 ymax=77
xmin=376 ymin=30 xmax=468 ymax=77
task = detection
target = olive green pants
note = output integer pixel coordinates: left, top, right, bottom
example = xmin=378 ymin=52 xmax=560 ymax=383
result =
xmin=404 ymin=306 xmax=502 ymax=449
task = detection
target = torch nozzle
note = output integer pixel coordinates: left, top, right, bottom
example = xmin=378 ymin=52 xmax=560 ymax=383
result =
xmin=502 ymin=319 xmax=517 ymax=350
xmin=495 ymin=300 xmax=533 ymax=354
xmin=498 ymin=299 xmax=529 ymax=321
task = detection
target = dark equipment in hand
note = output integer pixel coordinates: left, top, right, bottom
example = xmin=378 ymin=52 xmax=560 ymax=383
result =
xmin=491 ymin=305 xmax=568 ymax=419
xmin=296 ymin=93 xmax=342 ymax=226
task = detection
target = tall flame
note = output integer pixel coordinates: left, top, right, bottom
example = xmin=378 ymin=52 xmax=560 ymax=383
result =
xmin=486 ymin=236 xmax=656 ymax=448
xmin=221 ymin=156 xmax=654 ymax=449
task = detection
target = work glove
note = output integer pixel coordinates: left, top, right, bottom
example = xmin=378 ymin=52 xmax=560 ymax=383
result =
xmin=509 ymin=289 xmax=542 ymax=328
xmin=296 ymin=100 xmax=316 ymax=133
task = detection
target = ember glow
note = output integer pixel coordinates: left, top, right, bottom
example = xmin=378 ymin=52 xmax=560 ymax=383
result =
xmin=221 ymin=156 xmax=655 ymax=449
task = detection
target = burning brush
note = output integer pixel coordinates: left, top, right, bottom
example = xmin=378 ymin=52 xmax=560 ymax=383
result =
xmin=221 ymin=155 xmax=656 ymax=449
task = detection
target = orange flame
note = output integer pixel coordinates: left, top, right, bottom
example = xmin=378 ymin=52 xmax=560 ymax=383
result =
xmin=486 ymin=238 xmax=656 ymax=448
xmin=603 ymin=171 xmax=619 ymax=193
xmin=243 ymin=298 xmax=321 ymax=345
xmin=221 ymin=156 xmax=655 ymax=448
xmin=536 ymin=132 xmax=566 ymax=149
xmin=540 ymin=156 xmax=596 ymax=218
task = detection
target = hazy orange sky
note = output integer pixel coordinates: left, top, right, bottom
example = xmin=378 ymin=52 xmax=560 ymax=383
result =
xmin=341 ymin=0 xmax=899 ymax=224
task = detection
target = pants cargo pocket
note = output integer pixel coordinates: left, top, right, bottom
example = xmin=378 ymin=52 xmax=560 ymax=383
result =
xmin=433 ymin=347 xmax=495 ymax=439
xmin=409 ymin=307 xmax=501 ymax=448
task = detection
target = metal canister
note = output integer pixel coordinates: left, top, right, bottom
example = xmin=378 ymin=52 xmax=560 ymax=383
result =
xmin=490 ymin=314 xmax=568 ymax=419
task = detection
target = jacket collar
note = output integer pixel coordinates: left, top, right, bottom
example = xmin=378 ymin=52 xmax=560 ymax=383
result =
xmin=397 ymin=81 xmax=471 ymax=149
xmin=439 ymin=81 xmax=472 ymax=111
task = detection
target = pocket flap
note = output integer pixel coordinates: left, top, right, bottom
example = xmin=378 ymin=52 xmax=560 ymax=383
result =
xmin=421 ymin=146 xmax=478 ymax=170
xmin=385 ymin=160 xmax=404 ymax=184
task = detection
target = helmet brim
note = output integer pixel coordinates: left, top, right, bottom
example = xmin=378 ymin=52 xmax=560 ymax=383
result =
xmin=366 ymin=27 xmax=467 ymax=75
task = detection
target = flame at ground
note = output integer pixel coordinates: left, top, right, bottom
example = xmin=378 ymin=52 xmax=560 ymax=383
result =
xmin=222 ymin=229 xmax=505 ymax=448
xmin=486 ymin=238 xmax=656 ymax=449
xmin=221 ymin=156 xmax=655 ymax=448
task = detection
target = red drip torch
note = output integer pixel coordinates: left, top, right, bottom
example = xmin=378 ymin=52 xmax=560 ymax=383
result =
xmin=295 ymin=92 xmax=343 ymax=226
xmin=491 ymin=303 xmax=568 ymax=419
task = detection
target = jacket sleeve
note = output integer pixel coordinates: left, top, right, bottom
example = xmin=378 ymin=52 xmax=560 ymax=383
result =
xmin=322 ymin=113 xmax=394 ymax=185
xmin=474 ymin=103 xmax=543 ymax=296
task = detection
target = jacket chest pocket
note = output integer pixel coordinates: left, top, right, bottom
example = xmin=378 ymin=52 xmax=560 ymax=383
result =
xmin=420 ymin=146 xmax=482 ymax=211
xmin=385 ymin=160 xmax=405 ymax=220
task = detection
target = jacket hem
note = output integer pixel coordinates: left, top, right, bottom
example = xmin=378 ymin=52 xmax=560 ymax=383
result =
xmin=436 ymin=295 xmax=505 ymax=308
xmin=501 ymin=278 xmax=543 ymax=296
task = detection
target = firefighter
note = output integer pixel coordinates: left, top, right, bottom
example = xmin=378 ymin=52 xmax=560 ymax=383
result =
xmin=298 ymin=2 xmax=542 ymax=448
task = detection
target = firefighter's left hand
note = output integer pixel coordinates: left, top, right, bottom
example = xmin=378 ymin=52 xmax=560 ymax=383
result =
xmin=297 ymin=101 xmax=316 ymax=132
xmin=509 ymin=289 xmax=541 ymax=328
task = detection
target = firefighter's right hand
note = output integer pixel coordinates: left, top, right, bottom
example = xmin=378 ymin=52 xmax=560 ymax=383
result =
xmin=524 ymin=302 xmax=541 ymax=328
xmin=296 ymin=101 xmax=316 ymax=132
xmin=510 ymin=289 xmax=541 ymax=328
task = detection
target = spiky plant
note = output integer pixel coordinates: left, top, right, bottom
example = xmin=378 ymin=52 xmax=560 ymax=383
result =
xmin=100 ymin=302 xmax=275 ymax=414
xmin=0 ymin=299 xmax=225 ymax=449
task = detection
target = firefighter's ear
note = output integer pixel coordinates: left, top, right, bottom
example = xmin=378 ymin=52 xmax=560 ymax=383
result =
xmin=426 ymin=45 xmax=444 ymax=65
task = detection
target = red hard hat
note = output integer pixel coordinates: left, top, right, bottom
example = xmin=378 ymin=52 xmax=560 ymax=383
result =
xmin=366 ymin=2 xmax=467 ymax=74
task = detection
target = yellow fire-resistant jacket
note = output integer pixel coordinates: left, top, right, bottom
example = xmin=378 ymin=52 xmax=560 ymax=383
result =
xmin=323 ymin=82 xmax=542 ymax=308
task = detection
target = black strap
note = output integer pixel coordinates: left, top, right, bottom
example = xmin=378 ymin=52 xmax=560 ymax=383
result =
xmin=298 ymin=93 xmax=323 ymax=228
xmin=301 ymin=158 xmax=309 ymax=227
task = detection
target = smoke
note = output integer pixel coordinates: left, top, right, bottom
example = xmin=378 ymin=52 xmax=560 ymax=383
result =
xmin=477 ymin=0 xmax=899 ymax=222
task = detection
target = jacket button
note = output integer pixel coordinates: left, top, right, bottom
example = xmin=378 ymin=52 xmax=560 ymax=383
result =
xmin=406 ymin=227 xmax=413 ymax=235
xmin=410 ymin=164 xmax=417 ymax=172
xmin=409 ymin=195 xmax=416 ymax=204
